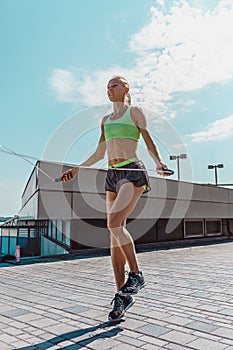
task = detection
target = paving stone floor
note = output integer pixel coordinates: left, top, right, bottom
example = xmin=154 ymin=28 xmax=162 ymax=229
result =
xmin=1 ymin=241 xmax=233 ymax=349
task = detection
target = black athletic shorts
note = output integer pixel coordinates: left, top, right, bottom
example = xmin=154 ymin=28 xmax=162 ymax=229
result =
xmin=105 ymin=160 xmax=151 ymax=194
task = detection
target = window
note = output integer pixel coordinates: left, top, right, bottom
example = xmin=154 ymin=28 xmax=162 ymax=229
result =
xmin=184 ymin=219 xmax=204 ymax=238
xmin=205 ymin=219 xmax=222 ymax=236
xmin=18 ymin=228 xmax=29 ymax=237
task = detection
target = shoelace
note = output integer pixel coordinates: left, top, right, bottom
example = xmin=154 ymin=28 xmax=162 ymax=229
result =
xmin=110 ymin=294 xmax=123 ymax=310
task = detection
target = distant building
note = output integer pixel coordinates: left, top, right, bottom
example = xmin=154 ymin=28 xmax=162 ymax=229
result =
xmin=1 ymin=160 xmax=233 ymax=258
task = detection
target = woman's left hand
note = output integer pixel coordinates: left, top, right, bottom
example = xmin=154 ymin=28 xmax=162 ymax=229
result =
xmin=156 ymin=162 xmax=170 ymax=176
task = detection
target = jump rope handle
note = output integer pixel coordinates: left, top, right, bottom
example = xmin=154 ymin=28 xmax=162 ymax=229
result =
xmin=54 ymin=177 xmax=63 ymax=182
xmin=159 ymin=168 xmax=174 ymax=175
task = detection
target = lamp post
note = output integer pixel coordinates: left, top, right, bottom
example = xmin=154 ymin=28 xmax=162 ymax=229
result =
xmin=169 ymin=154 xmax=187 ymax=181
xmin=208 ymin=164 xmax=224 ymax=186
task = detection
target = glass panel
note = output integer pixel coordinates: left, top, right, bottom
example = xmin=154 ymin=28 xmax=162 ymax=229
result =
xmin=47 ymin=221 xmax=52 ymax=237
xmin=63 ymin=220 xmax=71 ymax=246
xmin=56 ymin=220 xmax=63 ymax=242
xmin=52 ymin=221 xmax=57 ymax=239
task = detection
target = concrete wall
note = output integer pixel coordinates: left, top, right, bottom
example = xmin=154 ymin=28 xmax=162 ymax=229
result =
xmin=33 ymin=162 xmax=233 ymax=221
xmin=19 ymin=161 xmax=233 ymax=219
xmin=16 ymin=161 xmax=233 ymax=253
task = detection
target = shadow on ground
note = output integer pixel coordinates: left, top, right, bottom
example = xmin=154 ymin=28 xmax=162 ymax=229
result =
xmin=16 ymin=320 xmax=124 ymax=349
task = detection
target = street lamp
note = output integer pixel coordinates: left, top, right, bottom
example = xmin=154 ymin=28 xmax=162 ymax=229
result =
xmin=169 ymin=154 xmax=187 ymax=181
xmin=208 ymin=164 xmax=224 ymax=186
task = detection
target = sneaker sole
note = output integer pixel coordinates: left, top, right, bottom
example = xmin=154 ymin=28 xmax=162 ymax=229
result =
xmin=108 ymin=312 xmax=125 ymax=322
xmin=124 ymin=299 xmax=135 ymax=311
xmin=140 ymin=281 xmax=146 ymax=290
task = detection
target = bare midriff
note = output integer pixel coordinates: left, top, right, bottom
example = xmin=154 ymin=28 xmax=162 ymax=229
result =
xmin=106 ymin=138 xmax=139 ymax=166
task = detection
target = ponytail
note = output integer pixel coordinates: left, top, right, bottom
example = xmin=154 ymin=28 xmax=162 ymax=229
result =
xmin=126 ymin=92 xmax=131 ymax=106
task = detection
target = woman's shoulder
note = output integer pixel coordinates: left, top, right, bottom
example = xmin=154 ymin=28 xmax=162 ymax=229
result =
xmin=101 ymin=114 xmax=111 ymax=125
xmin=130 ymin=105 xmax=143 ymax=112
xmin=130 ymin=105 xmax=145 ymax=117
xmin=130 ymin=106 xmax=147 ymax=128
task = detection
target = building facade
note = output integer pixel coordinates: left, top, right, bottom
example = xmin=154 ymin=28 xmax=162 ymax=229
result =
xmin=1 ymin=160 xmax=233 ymax=258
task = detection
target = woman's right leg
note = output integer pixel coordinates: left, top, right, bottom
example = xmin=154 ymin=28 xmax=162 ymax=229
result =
xmin=111 ymin=235 xmax=126 ymax=291
xmin=107 ymin=190 xmax=135 ymax=322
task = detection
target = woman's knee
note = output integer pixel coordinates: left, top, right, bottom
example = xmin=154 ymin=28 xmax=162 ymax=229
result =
xmin=107 ymin=212 xmax=125 ymax=230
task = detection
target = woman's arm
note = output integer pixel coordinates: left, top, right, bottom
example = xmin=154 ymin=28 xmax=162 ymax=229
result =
xmin=61 ymin=117 xmax=107 ymax=183
xmin=131 ymin=106 xmax=167 ymax=171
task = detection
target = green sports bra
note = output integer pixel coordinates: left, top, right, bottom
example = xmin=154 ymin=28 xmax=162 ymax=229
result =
xmin=104 ymin=107 xmax=140 ymax=142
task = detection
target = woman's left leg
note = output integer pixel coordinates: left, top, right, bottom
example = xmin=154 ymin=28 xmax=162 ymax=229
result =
xmin=106 ymin=191 xmax=127 ymax=291
xmin=107 ymin=182 xmax=144 ymax=278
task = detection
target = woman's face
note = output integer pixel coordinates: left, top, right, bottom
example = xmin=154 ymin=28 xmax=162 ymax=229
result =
xmin=107 ymin=78 xmax=128 ymax=102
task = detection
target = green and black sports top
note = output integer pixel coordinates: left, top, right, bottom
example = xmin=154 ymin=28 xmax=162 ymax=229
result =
xmin=104 ymin=107 xmax=140 ymax=142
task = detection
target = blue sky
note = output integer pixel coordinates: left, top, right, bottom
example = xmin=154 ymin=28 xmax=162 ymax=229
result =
xmin=1 ymin=0 xmax=233 ymax=216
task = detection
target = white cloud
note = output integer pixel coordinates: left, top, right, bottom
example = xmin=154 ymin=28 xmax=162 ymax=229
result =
xmin=156 ymin=0 xmax=164 ymax=6
xmin=49 ymin=67 xmax=132 ymax=106
xmin=173 ymin=98 xmax=197 ymax=114
xmin=49 ymin=69 xmax=79 ymax=103
xmin=172 ymin=143 xmax=188 ymax=150
xmin=49 ymin=0 xmax=233 ymax=113
xmin=189 ymin=114 xmax=233 ymax=142
xmin=129 ymin=0 xmax=233 ymax=102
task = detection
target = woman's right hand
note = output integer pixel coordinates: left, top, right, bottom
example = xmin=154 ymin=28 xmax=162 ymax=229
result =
xmin=61 ymin=167 xmax=79 ymax=183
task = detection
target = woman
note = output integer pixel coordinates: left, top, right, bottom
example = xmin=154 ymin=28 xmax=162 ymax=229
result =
xmin=61 ymin=76 xmax=168 ymax=321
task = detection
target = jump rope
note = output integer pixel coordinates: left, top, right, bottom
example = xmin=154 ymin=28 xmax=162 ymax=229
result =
xmin=0 ymin=144 xmax=174 ymax=183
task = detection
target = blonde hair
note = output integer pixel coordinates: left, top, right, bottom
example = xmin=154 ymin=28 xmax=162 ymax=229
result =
xmin=111 ymin=75 xmax=131 ymax=106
